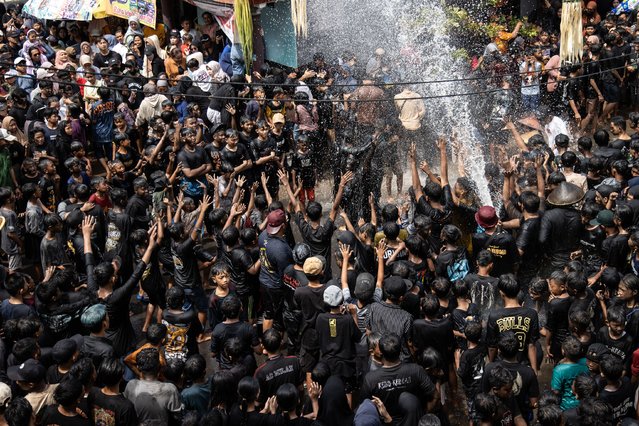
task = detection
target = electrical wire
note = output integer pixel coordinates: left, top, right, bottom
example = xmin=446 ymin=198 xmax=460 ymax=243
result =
xmin=2 ymin=58 xmax=633 ymax=104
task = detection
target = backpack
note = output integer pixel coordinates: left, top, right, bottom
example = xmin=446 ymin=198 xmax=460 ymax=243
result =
xmin=447 ymin=249 xmax=470 ymax=281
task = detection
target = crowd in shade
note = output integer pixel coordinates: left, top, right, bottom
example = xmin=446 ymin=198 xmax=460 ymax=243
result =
xmin=0 ymin=0 xmax=638 ymax=425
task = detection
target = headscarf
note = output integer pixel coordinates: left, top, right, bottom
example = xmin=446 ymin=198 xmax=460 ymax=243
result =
xmin=54 ymin=50 xmax=70 ymax=69
xmin=2 ymin=116 xmax=26 ymax=146
xmin=66 ymin=47 xmax=78 ymax=64
xmin=207 ymin=61 xmax=229 ymax=83
xmin=104 ymin=34 xmax=118 ymax=49
xmin=145 ymin=35 xmax=166 ymax=60
xmin=124 ymin=16 xmax=144 ymax=47
xmin=80 ymin=41 xmax=93 ymax=60
xmin=316 ymin=376 xmax=354 ymax=426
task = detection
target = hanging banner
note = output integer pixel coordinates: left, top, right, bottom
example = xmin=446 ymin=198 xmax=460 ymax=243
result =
xmin=22 ymin=0 xmax=98 ymax=20
xmin=106 ymin=0 xmax=157 ymax=29
xmin=185 ymin=0 xmax=234 ymax=42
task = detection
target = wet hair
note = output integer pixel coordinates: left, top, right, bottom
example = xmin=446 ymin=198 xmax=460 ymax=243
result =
xmin=221 ymin=226 xmax=240 ymax=247
xmin=237 ymin=376 xmax=260 ymax=424
xmin=593 ymin=129 xmax=610 ymax=147
xmin=547 ymin=171 xmax=566 ymax=185
xmin=464 ymin=321 xmax=482 ymax=343
xmin=423 ymin=181 xmax=443 ymax=201
xmin=440 ymin=224 xmax=461 ymax=244
xmin=221 ymin=296 xmax=241 ymax=319
xmin=146 ymin=323 xmax=167 ymax=345
xmin=473 ymin=393 xmax=498 ymax=422
xmin=5 ymin=274 xmax=25 ymax=297
xmin=519 ymin=191 xmax=540 ymax=213
xmin=211 ymin=370 xmax=238 ymax=409
xmin=367 ymin=331 xmax=382 ymax=351
xmin=569 ymin=310 xmax=591 ymax=334
xmin=561 ymin=151 xmax=578 ymax=168
xmin=382 ymin=222 xmax=400 ymax=240
xmin=163 ymin=358 xmax=185 ymax=385
xmin=261 ymin=328 xmax=282 ymax=353
xmin=305 ymin=201 xmax=322 ymax=221
xmin=184 ymin=354 xmax=206 ymax=381
xmin=54 ymin=376 xmax=84 ymax=407
xmin=497 ymin=274 xmax=520 ymax=298
xmin=537 ymin=404 xmax=562 ymax=426
xmin=562 ymin=336 xmax=583 ymax=361
xmin=432 ymin=277 xmax=451 ymax=298
xmin=165 ymin=286 xmax=185 ymax=310
xmin=600 ymin=354 xmax=624 ymax=381
xmin=381 ymin=204 xmax=399 ymax=223
xmin=488 ymin=365 xmax=514 ymax=390
xmin=607 ymin=305 xmax=626 ymax=325
xmin=97 ymin=358 xmax=125 ymax=387
xmin=276 ymin=383 xmax=299 ymax=414
xmin=418 ymin=414 xmax=442 ymax=426
xmin=379 ymin=333 xmax=401 ymax=363
xmin=421 ymin=294 xmax=440 ymax=318
xmin=240 ymin=228 xmax=258 ymax=246
xmin=476 ymin=250 xmax=494 ymax=266
xmin=390 ymin=262 xmax=410 ymax=279
xmin=578 ymin=136 xmax=593 ymax=151
xmin=497 ymin=331 xmax=519 ymax=359
xmin=12 ymin=338 xmax=38 ymax=363
xmin=555 ymin=134 xmax=570 ymax=147
xmin=136 ymin=348 xmax=160 ymax=375
xmin=615 ymin=203 xmax=633 ymax=229
xmin=292 ymin=243 xmax=312 ymax=266
xmin=573 ymin=374 xmax=598 ymax=399
xmin=80 ymin=304 xmax=107 ymax=333
xmin=5 ymin=397 xmax=33 ymax=426
xmin=578 ymin=398 xmax=613 ymax=426
xmin=611 ymin=116 xmax=626 ymax=132
xmin=310 ymin=361 xmax=331 ymax=387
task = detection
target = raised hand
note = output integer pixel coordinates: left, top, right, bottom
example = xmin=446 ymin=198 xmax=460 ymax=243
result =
xmin=277 ymin=169 xmax=289 ymax=184
xmin=377 ymin=238 xmax=387 ymax=258
xmin=81 ymin=215 xmax=96 ymax=235
xmin=236 ymin=175 xmax=246 ymax=188
xmin=419 ymin=160 xmax=430 ymax=174
xmin=338 ymin=242 xmax=353 ymax=261
xmin=340 ymin=170 xmax=354 ymax=186
xmin=408 ymin=143 xmax=416 ymax=161
xmin=201 ymin=194 xmax=213 ymax=209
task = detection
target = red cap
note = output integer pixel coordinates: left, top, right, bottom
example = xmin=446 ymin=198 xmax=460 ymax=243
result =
xmin=266 ymin=209 xmax=286 ymax=234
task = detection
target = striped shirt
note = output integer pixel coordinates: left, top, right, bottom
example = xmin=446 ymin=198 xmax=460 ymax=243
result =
xmin=365 ymin=301 xmax=413 ymax=361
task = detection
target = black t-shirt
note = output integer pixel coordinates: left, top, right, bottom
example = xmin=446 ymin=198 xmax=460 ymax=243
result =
xmin=223 ymin=246 xmax=254 ymax=296
xmin=472 ymin=230 xmax=519 ymax=276
xmin=294 ymin=284 xmax=327 ymax=338
xmin=457 ymin=345 xmax=487 ymax=395
xmin=315 ymin=312 xmax=361 ymax=377
xmin=177 ymin=146 xmax=210 ymax=171
xmin=597 ymin=326 xmax=633 ymax=361
xmin=40 ymin=404 xmax=91 ymax=426
xmin=171 ymin=237 xmax=201 ymax=289
xmin=93 ymin=50 xmax=123 ymax=69
xmin=602 ymin=233 xmax=630 ymax=272
xmin=360 ymin=363 xmax=435 ymax=421
xmin=412 ymin=317 xmax=455 ymax=371
xmin=254 ymin=354 xmax=304 ymax=403
xmin=547 ymin=296 xmax=572 ymax=343
xmin=211 ymin=321 xmax=259 ymax=369
xmin=283 ymin=265 xmax=309 ymax=291
xmin=486 ymin=306 xmax=540 ymax=363
xmin=599 ymin=377 xmax=637 ymax=423
xmin=516 ymin=217 xmax=542 ymax=276
xmin=45 ymin=365 xmax=66 ymax=384
xmin=221 ymin=144 xmax=250 ymax=169
xmin=294 ymin=212 xmax=334 ymax=270
xmin=464 ymin=273 xmax=501 ymax=321
xmin=89 ymin=386 xmax=139 ymax=426
xmin=481 ymin=360 xmax=540 ymax=420
xmin=493 ymin=395 xmax=521 ymax=426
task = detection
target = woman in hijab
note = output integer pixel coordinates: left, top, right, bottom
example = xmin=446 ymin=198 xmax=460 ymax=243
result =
xmin=165 ymin=46 xmax=185 ymax=85
xmin=206 ymin=60 xmax=229 ymax=92
xmin=80 ymin=41 xmax=93 ymax=60
xmin=315 ymin=376 xmax=354 ymax=426
xmin=2 ymin=116 xmax=28 ymax=158
xmin=124 ymin=15 xmax=144 ymax=47
xmin=65 ymin=46 xmax=78 ymax=65
xmin=54 ymin=50 xmax=71 ymax=69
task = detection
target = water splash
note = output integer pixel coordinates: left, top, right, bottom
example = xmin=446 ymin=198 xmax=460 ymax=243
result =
xmin=301 ymin=0 xmax=493 ymax=205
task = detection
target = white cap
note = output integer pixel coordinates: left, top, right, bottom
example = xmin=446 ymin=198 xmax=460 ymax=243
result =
xmin=0 ymin=129 xmax=17 ymax=142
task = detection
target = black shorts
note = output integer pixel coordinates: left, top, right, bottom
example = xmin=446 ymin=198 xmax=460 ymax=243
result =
xmin=603 ymin=81 xmax=621 ymax=103
xmin=183 ymin=286 xmax=209 ymax=313
xmin=261 ymin=285 xmax=285 ymax=321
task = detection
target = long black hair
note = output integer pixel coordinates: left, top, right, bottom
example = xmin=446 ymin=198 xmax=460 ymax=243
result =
xmin=237 ymin=376 xmax=260 ymax=426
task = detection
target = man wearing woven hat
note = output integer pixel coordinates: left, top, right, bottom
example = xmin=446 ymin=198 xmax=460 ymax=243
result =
xmin=259 ymin=209 xmax=293 ymax=332
xmin=540 ymin=181 xmax=585 ymax=271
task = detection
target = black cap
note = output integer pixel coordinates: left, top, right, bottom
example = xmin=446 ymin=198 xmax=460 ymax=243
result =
xmin=201 ymin=34 xmax=211 ymax=42
xmin=6 ymin=30 xmax=20 ymax=39
xmin=383 ymin=276 xmax=407 ymax=299
xmin=7 ymin=359 xmax=45 ymax=383
xmin=586 ymin=343 xmax=610 ymax=363
xmin=169 ymin=29 xmax=180 ymax=38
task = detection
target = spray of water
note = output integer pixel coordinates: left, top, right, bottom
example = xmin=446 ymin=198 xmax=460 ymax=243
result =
xmin=302 ymin=0 xmax=493 ymax=205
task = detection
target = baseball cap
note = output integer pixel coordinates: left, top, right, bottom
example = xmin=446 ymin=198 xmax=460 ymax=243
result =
xmin=201 ymin=34 xmax=211 ymax=42
xmin=303 ymin=256 xmax=325 ymax=276
xmin=383 ymin=276 xmax=407 ymax=299
xmin=586 ymin=343 xmax=610 ymax=363
xmin=35 ymin=68 xmax=54 ymax=79
xmin=590 ymin=209 xmax=615 ymax=227
xmin=7 ymin=359 xmax=45 ymax=383
xmin=0 ymin=383 xmax=10 ymax=408
xmin=52 ymin=338 xmax=78 ymax=364
xmin=0 ymin=129 xmax=17 ymax=142
xmin=4 ymin=69 xmax=17 ymax=78
xmin=272 ymin=113 xmax=285 ymax=124
xmin=323 ymin=285 xmax=344 ymax=307
xmin=354 ymin=272 xmax=375 ymax=301
xmin=13 ymin=57 xmax=25 ymax=66
xmin=266 ymin=209 xmax=286 ymax=234
xmin=169 ymin=29 xmax=180 ymax=38
xmin=6 ymin=30 xmax=20 ymax=39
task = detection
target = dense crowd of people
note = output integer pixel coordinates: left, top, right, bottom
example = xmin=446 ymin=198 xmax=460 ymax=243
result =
xmin=0 ymin=0 xmax=637 ymax=425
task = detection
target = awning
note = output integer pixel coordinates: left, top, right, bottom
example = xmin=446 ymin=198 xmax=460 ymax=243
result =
xmin=22 ymin=0 xmax=156 ymax=28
